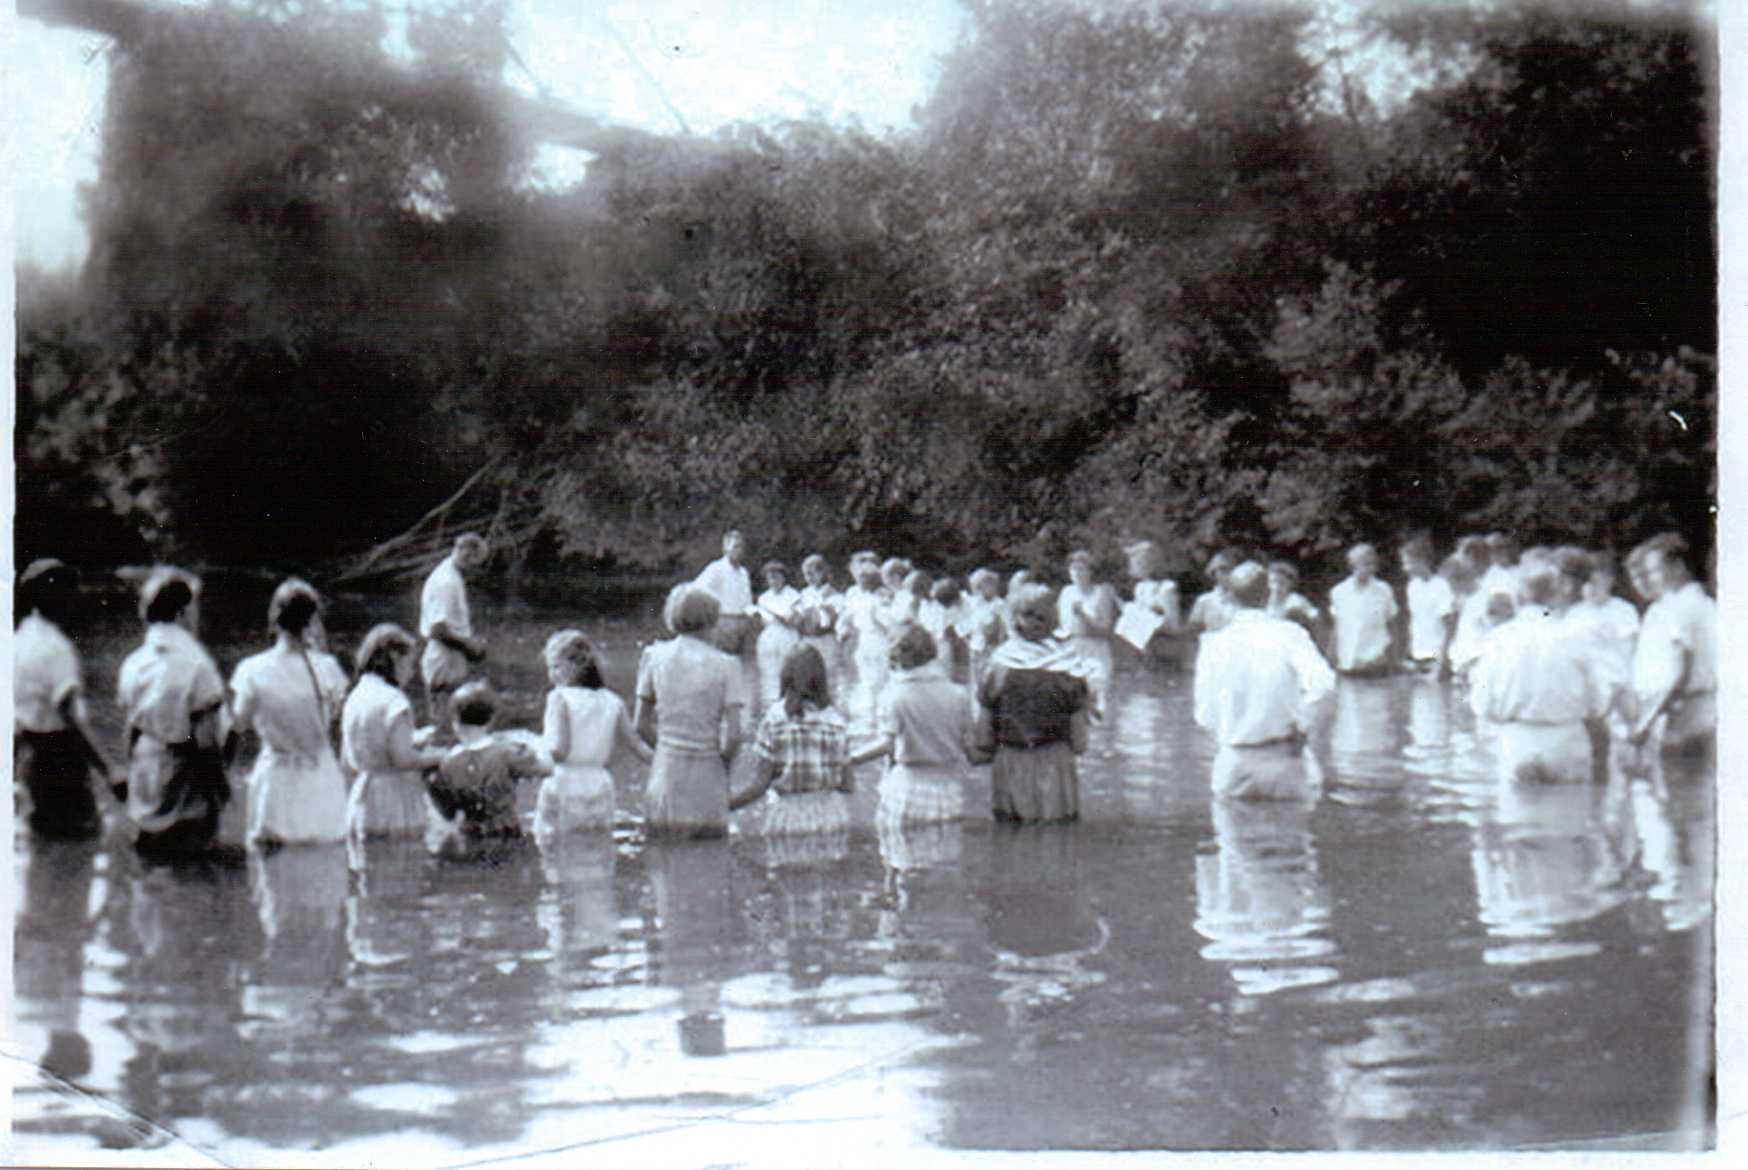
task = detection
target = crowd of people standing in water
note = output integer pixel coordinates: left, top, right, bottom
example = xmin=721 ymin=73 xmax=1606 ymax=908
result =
xmin=13 ymin=521 xmax=1715 ymax=864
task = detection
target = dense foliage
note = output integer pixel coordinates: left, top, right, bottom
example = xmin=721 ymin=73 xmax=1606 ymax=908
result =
xmin=15 ymin=0 xmax=1715 ymax=585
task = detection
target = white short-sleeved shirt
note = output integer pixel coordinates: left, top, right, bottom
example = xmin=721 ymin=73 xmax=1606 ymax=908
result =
xmin=14 ymin=613 xmax=83 ymax=734
xmin=695 ymin=556 xmax=754 ymax=617
xmin=1469 ymin=609 xmax=1609 ymax=725
xmin=1405 ymin=575 xmax=1456 ymax=661
xmin=1194 ymin=610 xmax=1335 ymax=746
xmin=118 ymin=622 xmax=230 ymax=745
xmin=544 ymin=686 xmax=629 ymax=769
xmin=231 ymin=642 xmax=349 ymax=757
xmin=342 ymin=672 xmax=416 ymax=775
xmin=419 ymin=555 xmax=474 ymax=689
xmin=1563 ymin=596 xmax=1639 ymax=672
xmin=1633 ymin=581 xmax=1716 ymax=701
xmin=1133 ymin=579 xmax=1181 ymax=626
xmin=1329 ymin=577 xmax=1399 ymax=671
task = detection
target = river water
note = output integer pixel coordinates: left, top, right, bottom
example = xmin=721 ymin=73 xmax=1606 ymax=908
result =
xmin=7 ymin=594 xmax=1714 ymax=1163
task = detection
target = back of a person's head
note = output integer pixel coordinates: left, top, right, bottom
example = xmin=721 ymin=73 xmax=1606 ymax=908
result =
xmin=905 ymin=569 xmax=932 ymax=598
xmin=1228 ymin=562 xmax=1270 ymax=609
xmin=452 ymin=681 xmax=498 ymax=728
xmin=891 ymin=624 xmax=938 ymax=671
xmin=269 ymin=578 xmax=321 ymax=636
xmin=17 ymin=559 xmax=76 ymax=621
xmin=356 ymin=623 xmax=415 ymax=682
xmin=1550 ymin=546 xmax=1594 ymax=589
xmin=141 ymin=569 xmax=199 ymax=625
xmin=1439 ymin=553 xmax=1477 ymax=588
xmin=1516 ymin=562 xmax=1561 ymax=607
xmin=1011 ymin=584 xmax=1057 ymax=640
xmin=544 ymin=628 xmax=605 ymax=688
xmin=779 ymin=644 xmax=831 ymax=716
xmin=672 ymin=586 xmax=721 ymax=635
xmin=931 ymin=577 xmax=962 ymax=606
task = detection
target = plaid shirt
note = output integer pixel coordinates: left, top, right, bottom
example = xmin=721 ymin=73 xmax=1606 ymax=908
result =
xmin=752 ymin=704 xmax=851 ymax=795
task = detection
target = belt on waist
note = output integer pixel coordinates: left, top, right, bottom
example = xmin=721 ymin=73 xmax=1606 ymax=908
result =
xmin=1224 ymin=734 xmax=1304 ymax=750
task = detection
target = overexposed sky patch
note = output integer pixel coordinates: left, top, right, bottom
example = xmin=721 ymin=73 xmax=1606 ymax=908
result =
xmin=8 ymin=0 xmax=966 ymax=272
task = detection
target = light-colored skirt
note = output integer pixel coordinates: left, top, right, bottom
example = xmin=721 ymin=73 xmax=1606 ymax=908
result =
xmin=645 ymin=745 xmax=729 ymax=838
xmin=758 ymin=790 xmax=852 ymax=868
xmin=347 ymin=767 xmax=433 ymax=840
xmin=535 ymin=762 xmax=615 ymax=837
xmin=991 ymin=741 xmax=1079 ymax=823
xmin=1069 ymin=635 xmax=1114 ymax=713
xmin=876 ymin=762 xmax=965 ymax=828
xmin=758 ymin=625 xmax=802 ymax=711
xmin=247 ymin=744 xmax=349 ymax=846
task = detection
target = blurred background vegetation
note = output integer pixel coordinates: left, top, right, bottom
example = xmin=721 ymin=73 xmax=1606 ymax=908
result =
xmin=14 ymin=0 xmax=1715 ymax=589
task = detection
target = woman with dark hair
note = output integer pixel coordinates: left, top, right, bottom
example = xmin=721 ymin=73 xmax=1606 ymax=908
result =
xmin=538 ymin=628 xmax=651 ymax=838
xmin=635 ymin=587 xmax=746 ymax=838
xmin=14 ymin=559 xmax=114 ymax=840
xmin=731 ymin=644 xmax=853 ymax=841
xmin=343 ymin=623 xmax=445 ymax=842
xmin=232 ymin=578 xmax=351 ymax=848
xmin=117 ymin=567 xmax=234 ymax=857
xmin=976 ymin=584 xmax=1093 ymax=823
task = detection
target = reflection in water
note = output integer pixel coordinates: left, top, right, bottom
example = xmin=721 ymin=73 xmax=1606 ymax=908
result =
xmin=984 ymin=826 xmax=1109 ymax=1048
xmin=1404 ymin=677 xmax=1451 ymax=763
xmin=1194 ymin=800 xmax=1337 ymax=995
xmin=1326 ymin=679 xmax=1402 ymax=798
xmin=245 ymin=845 xmax=350 ymax=1032
xmin=1470 ymin=780 xmax=1629 ymax=964
xmin=15 ymin=841 xmax=104 ymax=1081
xmin=9 ymin=616 xmax=1715 ymax=1158
xmin=536 ymin=831 xmax=620 ymax=983
xmin=646 ymin=840 xmax=743 ymax=1056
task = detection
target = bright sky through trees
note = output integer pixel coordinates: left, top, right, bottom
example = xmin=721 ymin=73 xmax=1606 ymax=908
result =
xmin=8 ymin=0 xmax=966 ymax=271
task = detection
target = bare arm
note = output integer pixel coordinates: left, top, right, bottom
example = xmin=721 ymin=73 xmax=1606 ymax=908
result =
xmin=428 ymin=619 xmax=485 ymax=661
xmin=386 ymin=707 xmax=443 ymax=772
xmin=615 ymin=702 xmax=654 ymax=764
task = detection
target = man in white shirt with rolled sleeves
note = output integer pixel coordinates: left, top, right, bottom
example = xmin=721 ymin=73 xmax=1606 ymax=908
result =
xmin=694 ymin=528 xmax=759 ymax=696
xmin=1194 ymin=562 xmax=1336 ymax=800
xmin=420 ymin=533 xmax=490 ymax=730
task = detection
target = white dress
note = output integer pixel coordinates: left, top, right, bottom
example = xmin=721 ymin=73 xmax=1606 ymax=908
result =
xmin=756 ymin=586 xmax=803 ymax=712
xmin=342 ymin=673 xmax=433 ymax=840
xmin=538 ymin=686 xmax=628 ymax=836
xmin=233 ymin=640 xmax=351 ymax=846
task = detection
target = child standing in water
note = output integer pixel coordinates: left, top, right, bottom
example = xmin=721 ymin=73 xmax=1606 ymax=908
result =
xmin=1400 ymin=538 xmax=1456 ymax=675
xmin=854 ymin=626 xmax=974 ymax=826
xmin=1056 ymin=550 xmax=1118 ymax=718
xmin=1329 ymin=543 xmax=1398 ymax=676
xmin=539 ymin=631 xmax=651 ymax=838
xmin=732 ymin=645 xmax=854 ymax=840
xmin=429 ymin=682 xmax=552 ymax=848
xmin=755 ymin=562 xmax=803 ymax=715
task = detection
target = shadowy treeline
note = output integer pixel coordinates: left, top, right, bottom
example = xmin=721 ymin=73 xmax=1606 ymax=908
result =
xmin=15 ymin=0 xmax=1715 ymax=587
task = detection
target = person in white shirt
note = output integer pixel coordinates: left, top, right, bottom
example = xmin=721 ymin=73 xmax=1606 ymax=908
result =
xmin=1469 ymin=561 xmax=1614 ymax=784
xmin=1630 ymin=535 xmax=1715 ymax=754
xmin=1400 ymin=538 xmax=1456 ymax=674
xmin=1194 ymin=562 xmax=1335 ymax=800
xmin=693 ymin=529 xmax=757 ymax=655
xmin=13 ymin=559 xmax=114 ymax=840
xmin=1328 ymin=543 xmax=1398 ymax=675
xmin=420 ymin=533 xmax=490 ymax=729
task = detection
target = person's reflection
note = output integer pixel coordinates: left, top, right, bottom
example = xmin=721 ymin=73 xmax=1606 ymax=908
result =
xmin=1324 ymin=678 xmax=1399 ymax=796
xmin=537 ymin=831 xmax=620 ymax=983
xmin=878 ymin=815 xmax=964 ymax=913
xmin=345 ymin=838 xmax=432 ymax=972
xmin=984 ymin=826 xmax=1108 ymax=1052
xmin=1469 ymin=778 xmax=1630 ymax=954
xmin=1404 ymin=676 xmax=1451 ymax=761
xmin=119 ymin=856 xmax=259 ymax=1139
xmin=1193 ymin=799 xmax=1336 ymax=995
xmin=646 ymin=839 xmax=744 ymax=1056
xmin=14 ymin=839 xmax=104 ymax=1082
xmin=1618 ymin=771 xmax=1713 ymax=933
xmin=243 ymin=844 xmax=350 ymax=1037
